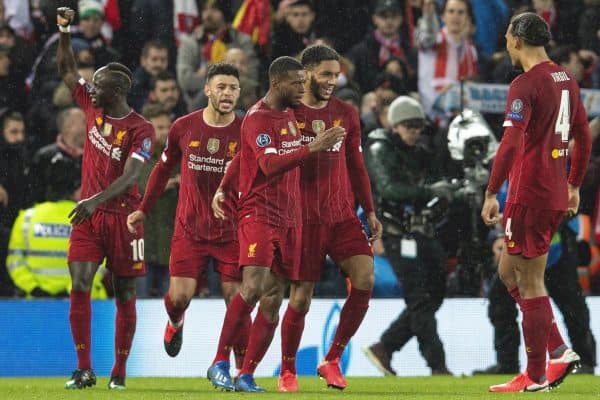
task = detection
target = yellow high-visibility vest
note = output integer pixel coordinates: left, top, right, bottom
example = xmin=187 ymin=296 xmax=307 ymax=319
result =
xmin=6 ymin=200 xmax=106 ymax=298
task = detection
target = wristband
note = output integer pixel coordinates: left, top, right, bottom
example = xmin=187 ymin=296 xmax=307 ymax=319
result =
xmin=58 ymin=25 xmax=71 ymax=33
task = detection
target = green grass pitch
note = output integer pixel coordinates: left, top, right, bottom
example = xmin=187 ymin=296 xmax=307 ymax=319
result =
xmin=0 ymin=375 xmax=598 ymax=399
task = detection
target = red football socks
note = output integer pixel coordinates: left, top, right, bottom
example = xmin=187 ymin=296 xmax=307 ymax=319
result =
xmin=325 ymin=287 xmax=371 ymax=361
xmin=111 ymin=297 xmax=137 ymax=378
xmin=547 ymin=306 xmax=566 ymax=358
xmin=281 ymin=304 xmax=308 ymax=374
xmin=233 ymin=311 xmax=252 ymax=370
xmin=213 ymin=293 xmax=254 ymax=364
xmin=69 ymin=290 xmax=92 ymax=370
xmin=164 ymin=293 xmax=187 ymax=326
xmin=520 ymin=296 xmax=552 ymax=383
xmin=510 ymin=287 xmax=565 ymax=358
xmin=239 ymin=310 xmax=278 ymax=376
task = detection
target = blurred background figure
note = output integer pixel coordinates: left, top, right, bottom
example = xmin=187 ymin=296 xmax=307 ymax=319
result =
xmin=6 ymin=160 xmax=107 ymax=299
xmin=0 ymin=111 xmax=30 ymax=297
xmin=136 ymin=104 xmax=177 ymax=298
xmin=363 ymin=96 xmax=452 ymax=376
xmin=129 ymin=40 xmax=170 ymax=112
xmin=30 ymin=107 xmax=85 ymax=204
xmin=416 ymin=0 xmax=478 ymax=116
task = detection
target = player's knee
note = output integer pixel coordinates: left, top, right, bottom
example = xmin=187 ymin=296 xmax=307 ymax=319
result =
xmin=240 ymin=281 xmax=261 ymax=305
xmin=71 ymin=279 xmax=93 ymax=292
xmin=170 ymin=292 xmax=191 ymax=309
xmin=70 ymin=271 xmax=94 ymax=292
xmin=289 ymin=293 xmax=311 ymax=312
xmin=352 ymin=267 xmax=375 ymax=290
xmin=260 ymin=292 xmax=284 ymax=320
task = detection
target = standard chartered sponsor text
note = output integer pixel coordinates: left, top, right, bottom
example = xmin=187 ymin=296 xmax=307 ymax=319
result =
xmin=188 ymin=154 xmax=225 ymax=173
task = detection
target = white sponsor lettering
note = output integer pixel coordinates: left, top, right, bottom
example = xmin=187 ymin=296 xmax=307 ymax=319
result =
xmin=88 ymin=126 xmax=111 ymax=157
xmin=300 ymin=134 xmax=342 ymax=152
xmin=187 ymin=154 xmax=225 ymax=173
xmin=111 ymin=147 xmax=122 ymax=161
xmin=281 ymin=139 xmax=302 ymax=148
xmin=551 ymin=71 xmax=570 ymax=82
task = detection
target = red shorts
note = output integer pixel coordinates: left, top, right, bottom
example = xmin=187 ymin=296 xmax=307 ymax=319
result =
xmin=68 ymin=210 xmax=146 ymax=277
xmin=502 ymin=203 xmax=564 ymax=258
xmin=170 ymin=230 xmax=240 ymax=282
xmin=298 ymin=217 xmax=373 ymax=281
xmin=238 ymin=221 xmax=301 ymax=280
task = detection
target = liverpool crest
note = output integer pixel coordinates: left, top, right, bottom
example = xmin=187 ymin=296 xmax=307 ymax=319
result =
xmin=207 ymin=138 xmax=220 ymax=154
xmin=311 ymin=119 xmax=325 ymax=134
xmin=227 ymin=141 xmax=238 ymax=157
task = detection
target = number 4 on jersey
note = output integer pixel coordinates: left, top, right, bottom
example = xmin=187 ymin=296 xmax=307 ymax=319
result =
xmin=555 ymin=90 xmax=570 ymax=142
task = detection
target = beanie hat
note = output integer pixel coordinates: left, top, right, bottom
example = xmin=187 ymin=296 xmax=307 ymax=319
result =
xmin=387 ymin=96 xmax=425 ymax=127
xmin=79 ymin=0 xmax=104 ymax=19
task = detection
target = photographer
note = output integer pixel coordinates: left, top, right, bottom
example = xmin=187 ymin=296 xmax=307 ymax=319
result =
xmin=362 ymin=96 xmax=451 ymax=376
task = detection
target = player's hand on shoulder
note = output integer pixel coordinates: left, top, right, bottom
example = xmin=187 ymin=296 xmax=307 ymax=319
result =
xmin=126 ymin=210 xmax=146 ymax=234
xmin=57 ymin=7 xmax=75 ymax=26
xmin=308 ymin=126 xmax=345 ymax=153
xmin=212 ymin=188 xmax=227 ymax=220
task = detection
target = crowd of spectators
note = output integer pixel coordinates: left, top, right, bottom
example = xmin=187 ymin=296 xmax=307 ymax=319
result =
xmin=0 ymin=0 xmax=599 ymax=298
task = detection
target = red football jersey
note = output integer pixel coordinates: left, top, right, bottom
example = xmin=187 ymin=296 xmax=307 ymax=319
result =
xmin=503 ymin=61 xmax=589 ymax=210
xmin=238 ymin=100 xmax=303 ymax=227
xmin=158 ymin=109 xmax=241 ymax=242
xmin=73 ymin=78 xmax=155 ymax=215
xmin=294 ymin=97 xmax=360 ymax=224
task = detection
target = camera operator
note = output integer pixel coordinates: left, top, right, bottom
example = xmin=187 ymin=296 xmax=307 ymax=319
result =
xmin=362 ymin=96 xmax=452 ymax=376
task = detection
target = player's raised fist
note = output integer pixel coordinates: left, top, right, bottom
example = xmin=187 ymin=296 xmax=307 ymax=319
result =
xmin=57 ymin=7 xmax=75 ymax=27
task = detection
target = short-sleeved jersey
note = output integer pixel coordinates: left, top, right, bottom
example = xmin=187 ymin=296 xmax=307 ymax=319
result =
xmin=503 ymin=61 xmax=588 ymax=210
xmin=160 ymin=109 xmax=242 ymax=242
xmin=73 ymin=78 xmax=154 ymax=215
xmin=294 ymin=97 xmax=359 ymax=224
xmin=238 ymin=100 xmax=303 ymax=227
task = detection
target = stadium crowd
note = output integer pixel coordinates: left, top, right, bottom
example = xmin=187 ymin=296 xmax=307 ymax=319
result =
xmin=0 ymin=0 xmax=599 ymax=299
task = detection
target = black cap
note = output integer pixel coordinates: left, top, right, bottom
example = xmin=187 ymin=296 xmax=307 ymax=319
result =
xmin=290 ymin=0 xmax=314 ymax=10
xmin=374 ymin=0 xmax=401 ymax=15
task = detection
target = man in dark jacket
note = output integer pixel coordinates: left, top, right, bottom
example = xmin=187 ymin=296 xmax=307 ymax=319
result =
xmin=31 ymin=107 xmax=85 ymax=204
xmin=346 ymin=0 xmax=414 ymax=93
xmin=0 ymin=111 xmax=30 ymax=296
xmin=362 ymin=96 xmax=452 ymax=376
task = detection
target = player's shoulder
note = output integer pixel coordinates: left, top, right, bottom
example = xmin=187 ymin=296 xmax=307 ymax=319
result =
xmin=329 ymin=96 xmax=354 ymax=112
xmin=243 ymin=101 xmax=275 ymax=125
xmin=129 ymin=109 xmax=155 ymax=131
xmin=172 ymin=108 xmax=203 ymax=129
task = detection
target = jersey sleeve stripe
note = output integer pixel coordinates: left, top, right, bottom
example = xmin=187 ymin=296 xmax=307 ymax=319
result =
xmin=131 ymin=152 xmax=146 ymax=162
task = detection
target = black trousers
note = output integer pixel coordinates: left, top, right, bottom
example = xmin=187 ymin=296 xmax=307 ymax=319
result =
xmin=488 ymin=238 xmax=597 ymax=368
xmin=380 ymin=234 xmax=448 ymax=370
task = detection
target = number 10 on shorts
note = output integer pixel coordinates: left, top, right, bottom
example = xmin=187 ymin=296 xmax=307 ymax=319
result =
xmin=130 ymin=238 xmax=145 ymax=261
